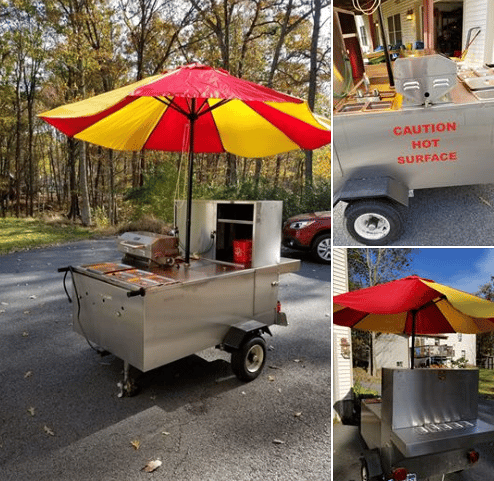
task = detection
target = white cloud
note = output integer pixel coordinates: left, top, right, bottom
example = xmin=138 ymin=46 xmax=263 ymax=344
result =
xmin=445 ymin=249 xmax=494 ymax=294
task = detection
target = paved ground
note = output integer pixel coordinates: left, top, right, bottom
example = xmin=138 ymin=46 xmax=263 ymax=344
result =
xmin=333 ymin=184 xmax=494 ymax=246
xmin=333 ymin=397 xmax=494 ymax=481
xmin=0 ymin=239 xmax=331 ymax=480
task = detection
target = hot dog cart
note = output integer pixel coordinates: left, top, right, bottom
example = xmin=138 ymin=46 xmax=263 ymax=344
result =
xmin=333 ymin=53 xmax=494 ymax=245
xmin=60 ymin=200 xmax=300 ymax=396
xmin=359 ymin=368 xmax=494 ymax=481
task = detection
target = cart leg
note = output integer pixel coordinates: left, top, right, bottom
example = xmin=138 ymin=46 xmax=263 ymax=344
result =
xmin=118 ymin=361 xmax=138 ymax=397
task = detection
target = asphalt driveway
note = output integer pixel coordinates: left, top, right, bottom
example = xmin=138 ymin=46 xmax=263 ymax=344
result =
xmin=0 ymin=239 xmax=331 ymax=480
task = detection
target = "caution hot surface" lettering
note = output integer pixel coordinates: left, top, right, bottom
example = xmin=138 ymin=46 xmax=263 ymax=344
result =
xmin=393 ymin=122 xmax=458 ymax=165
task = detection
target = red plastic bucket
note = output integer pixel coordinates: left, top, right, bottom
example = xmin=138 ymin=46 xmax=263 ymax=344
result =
xmin=233 ymin=239 xmax=252 ymax=267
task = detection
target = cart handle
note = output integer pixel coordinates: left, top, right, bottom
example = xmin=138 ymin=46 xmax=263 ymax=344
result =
xmin=127 ymin=287 xmax=146 ymax=298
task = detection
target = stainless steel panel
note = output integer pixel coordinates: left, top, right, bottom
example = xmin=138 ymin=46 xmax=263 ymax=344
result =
xmin=464 ymin=75 xmax=494 ymax=90
xmin=142 ymin=269 xmax=256 ymax=371
xmin=394 ymin=55 xmax=457 ymax=105
xmin=72 ymin=273 xmax=145 ymax=369
xmin=380 ymin=444 xmax=476 ymax=479
xmin=253 ymin=266 xmax=279 ymax=324
xmin=391 ymin=418 xmax=494 ymax=457
xmin=333 ymin=98 xmax=494 ymax=194
xmin=252 ymin=201 xmax=282 ymax=268
xmin=174 ymin=200 xmax=216 ymax=257
xmin=361 ymin=400 xmax=382 ymax=450
xmin=382 ymin=369 xmax=479 ymax=431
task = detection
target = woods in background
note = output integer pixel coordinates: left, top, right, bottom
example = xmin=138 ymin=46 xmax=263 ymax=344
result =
xmin=0 ymin=0 xmax=330 ymax=225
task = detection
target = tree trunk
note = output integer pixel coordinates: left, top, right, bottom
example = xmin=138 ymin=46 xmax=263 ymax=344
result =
xmin=78 ymin=67 xmax=91 ymax=227
xmin=79 ymin=141 xmax=91 ymax=226
xmin=305 ymin=0 xmax=321 ymax=190
xmin=225 ymin=153 xmax=237 ymax=186
xmin=67 ymin=138 xmax=79 ymax=220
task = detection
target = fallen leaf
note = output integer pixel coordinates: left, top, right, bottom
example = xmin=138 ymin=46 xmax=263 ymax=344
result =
xmin=268 ymin=375 xmax=275 ymax=382
xmin=268 ymin=345 xmax=275 ymax=351
xmin=479 ymin=196 xmax=492 ymax=207
xmin=27 ymin=407 xmax=35 ymax=416
xmin=29 ymin=295 xmax=36 ymax=299
xmin=131 ymin=439 xmax=141 ymax=450
xmin=268 ymin=365 xmax=281 ymax=370
xmin=142 ymin=460 xmax=162 ymax=473
xmin=0 ymin=310 xmax=5 ymax=314
xmin=43 ymin=425 xmax=54 ymax=436
xmin=22 ymin=332 xmax=29 ymax=337
xmin=272 ymin=439 xmax=285 ymax=445
xmin=293 ymin=412 xmax=302 ymax=418
xmin=278 ymin=388 xmax=282 ymax=393
xmin=293 ymin=359 xmax=301 ymax=363
xmin=24 ymin=371 xmax=33 ymax=378
xmin=24 ymin=311 xmax=30 ymax=314
xmin=0 ymin=302 xmax=8 ymax=306
xmin=161 ymin=431 xmax=170 ymax=436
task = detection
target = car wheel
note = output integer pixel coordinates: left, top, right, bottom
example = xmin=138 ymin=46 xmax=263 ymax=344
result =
xmin=345 ymin=199 xmax=404 ymax=246
xmin=311 ymin=233 xmax=331 ymax=264
xmin=231 ymin=336 xmax=267 ymax=382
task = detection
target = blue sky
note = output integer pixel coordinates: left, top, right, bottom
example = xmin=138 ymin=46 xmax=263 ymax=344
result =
xmin=410 ymin=248 xmax=494 ymax=294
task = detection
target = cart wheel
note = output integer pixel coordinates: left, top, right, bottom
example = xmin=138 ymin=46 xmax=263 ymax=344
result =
xmin=361 ymin=460 xmax=382 ymax=481
xmin=345 ymin=199 xmax=404 ymax=245
xmin=311 ymin=233 xmax=331 ymax=264
xmin=231 ymin=336 xmax=267 ymax=382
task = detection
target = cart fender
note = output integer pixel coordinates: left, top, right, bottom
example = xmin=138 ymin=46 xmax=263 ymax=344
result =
xmin=222 ymin=320 xmax=272 ymax=351
xmin=334 ymin=176 xmax=409 ymax=207
xmin=361 ymin=449 xmax=383 ymax=478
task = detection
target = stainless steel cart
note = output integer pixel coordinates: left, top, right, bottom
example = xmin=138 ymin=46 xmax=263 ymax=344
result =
xmin=359 ymin=368 xmax=494 ymax=481
xmin=334 ymin=54 xmax=494 ymax=245
xmin=60 ymin=200 xmax=300 ymax=395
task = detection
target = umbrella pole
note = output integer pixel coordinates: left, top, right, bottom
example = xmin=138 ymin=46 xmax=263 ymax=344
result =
xmin=411 ymin=310 xmax=416 ymax=369
xmin=184 ymin=101 xmax=196 ymax=265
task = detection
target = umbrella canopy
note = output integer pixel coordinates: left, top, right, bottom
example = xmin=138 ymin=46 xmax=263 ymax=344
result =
xmin=39 ymin=64 xmax=331 ymax=263
xmin=39 ymin=63 xmax=331 ymax=157
xmin=333 ymin=275 xmax=494 ymax=367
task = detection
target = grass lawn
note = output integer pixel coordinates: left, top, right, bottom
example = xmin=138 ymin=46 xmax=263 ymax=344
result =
xmin=479 ymin=368 xmax=494 ymax=399
xmin=0 ymin=217 xmax=95 ymax=255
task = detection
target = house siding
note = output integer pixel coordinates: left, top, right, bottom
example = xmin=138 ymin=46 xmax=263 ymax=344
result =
xmin=381 ymin=0 xmax=422 ymax=48
xmin=332 ymin=248 xmax=353 ymax=409
xmin=463 ymin=0 xmax=488 ymax=64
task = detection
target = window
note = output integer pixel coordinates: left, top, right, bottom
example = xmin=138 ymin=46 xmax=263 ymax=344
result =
xmin=359 ymin=26 xmax=368 ymax=47
xmin=458 ymin=333 xmax=462 ymax=342
xmin=387 ymin=13 xmax=402 ymax=46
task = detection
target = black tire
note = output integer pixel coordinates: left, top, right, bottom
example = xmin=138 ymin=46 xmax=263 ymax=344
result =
xmin=231 ymin=336 xmax=267 ymax=382
xmin=311 ymin=233 xmax=331 ymax=264
xmin=361 ymin=460 xmax=382 ymax=481
xmin=345 ymin=199 xmax=404 ymax=246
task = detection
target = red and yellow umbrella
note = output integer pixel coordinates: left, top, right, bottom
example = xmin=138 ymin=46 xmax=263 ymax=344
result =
xmin=39 ymin=63 xmax=330 ymax=156
xmin=39 ymin=63 xmax=331 ymax=262
xmin=333 ymin=275 xmax=494 ymax=367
